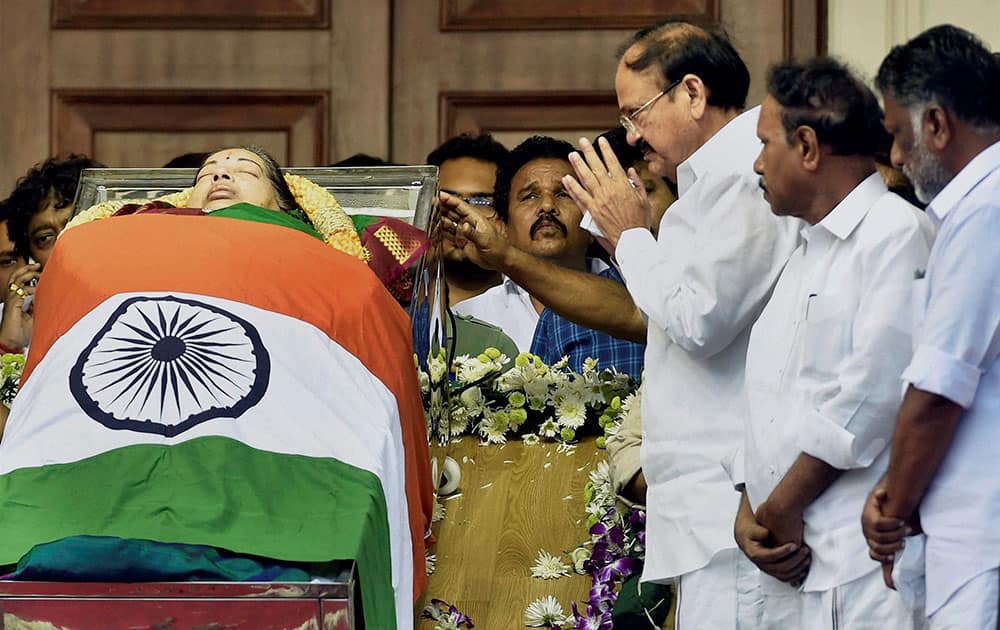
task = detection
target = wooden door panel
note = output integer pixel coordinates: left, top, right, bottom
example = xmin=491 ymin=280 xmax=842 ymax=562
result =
xmin=393 ymin=0 xmax=825 ymax=164
xmin=0 ymin=0 xmax=390 ymax=190
xmin=51 ymin=90 xmax=327 ymax=166
xmin=51 ymin=0 xmax=329 ymax=29
xmin=93 ymin=131 xmax=289 ymax=168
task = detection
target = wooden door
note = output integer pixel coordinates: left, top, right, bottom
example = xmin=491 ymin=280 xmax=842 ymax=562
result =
xmin=0 ymin=0 xmax=392 ymax=191
xmin=392 ymin=0 xmax=826 ymax=162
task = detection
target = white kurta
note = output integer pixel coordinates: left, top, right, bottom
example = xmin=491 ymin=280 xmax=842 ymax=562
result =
xmin=743 ymin=173 xmax=933 ymax=594
xmin=615 ymin=107 xmax=801 ymax=581
xmin=901 ymin=139 xmax=1000 ymax=617
xmin=452 ymin=277 xmax=538 ymax=351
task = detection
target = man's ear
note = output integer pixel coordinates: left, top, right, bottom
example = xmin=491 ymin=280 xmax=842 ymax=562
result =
xmin=923 ymin=105 xmax=952 ymax=152
xmin=684 ymin=74 xmax=708 ymax=121
xmin=497 ymin=218 xmax=508 ymax=239
xmin=795 ymin=126 xmax=821 ymax=172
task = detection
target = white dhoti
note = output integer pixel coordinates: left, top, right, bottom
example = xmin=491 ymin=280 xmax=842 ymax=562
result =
xmin=674 ymin=548 xmax=762 ymax=629
xmin=759 ymin=567 xmax=921 ymax=630
xmin=929 ymin=567 xmax=999 ymax=630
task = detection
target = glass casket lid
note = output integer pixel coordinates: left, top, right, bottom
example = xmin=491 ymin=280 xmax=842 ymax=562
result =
xmin=70 ymin=166 xmax=439 ymax=232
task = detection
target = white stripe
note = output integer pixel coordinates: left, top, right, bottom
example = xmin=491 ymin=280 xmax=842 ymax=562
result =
xmin=2 ymin=292 xmax=413 ymax=630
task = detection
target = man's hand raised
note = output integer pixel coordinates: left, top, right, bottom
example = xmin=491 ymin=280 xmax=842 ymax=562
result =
xmin=438 ymin=191 xmax=509 ymax=271
xmin=561 ymin=136 xmax=652 ymax=249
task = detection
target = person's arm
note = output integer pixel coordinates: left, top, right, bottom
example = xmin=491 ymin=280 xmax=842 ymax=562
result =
xmin=606 ymin=386 xmax=645 ymax=504
xmin=755 ymin=453 xmax=843 ymax=547
xmin=564 ymin=134 xmax=800 ymax=360
xmin=734 ymin=489 xmax=811 ymax=584
xmin=440 ymin=192 xmax=646 ymax=343
xmin=0 ymin=264 xmax=41 ymax=353
xmin=880 ymin=204 xmax=1000 ymax=520
xmin=882 ymin=387 xmax=963 ymax=520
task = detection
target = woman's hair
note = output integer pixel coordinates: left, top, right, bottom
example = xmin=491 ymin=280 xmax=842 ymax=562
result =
xmin=197 ymin=145 xmax=299 ymax=213
xmin=3 ymin=154 xmax=105 ymax=257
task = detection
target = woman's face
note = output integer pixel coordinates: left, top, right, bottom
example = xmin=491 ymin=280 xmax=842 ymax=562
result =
xmin=188 ymin=149 xmax=281 ymax=212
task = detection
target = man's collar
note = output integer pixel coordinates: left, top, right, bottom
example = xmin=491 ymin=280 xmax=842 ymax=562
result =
xmin=927 ymin=139 xmax=1000 ymax=224
xmin=807 ymin=172 xmax=886 ymax=241
xmin=678 ymin=106 xmax=761 ymax=194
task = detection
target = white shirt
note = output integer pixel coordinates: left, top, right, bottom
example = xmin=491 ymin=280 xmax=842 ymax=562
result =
xmin=615 ymin=107 xmax=801 ymax=580
xmin=901 ymin=139 xmax=1000 ymax=615
xmin=453 ymin=258 xmax=608 ymax=352
xmin=743 ymin=173 xmax=933 ymax=592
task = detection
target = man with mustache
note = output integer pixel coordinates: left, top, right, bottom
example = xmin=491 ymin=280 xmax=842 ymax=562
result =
xmin=861 ymin=25 xmax=1000 ymax=628
xmin=452 ymin=136 xmax=644 ymax=379
xmin=735 ymin=57 xmax=930 ymax=628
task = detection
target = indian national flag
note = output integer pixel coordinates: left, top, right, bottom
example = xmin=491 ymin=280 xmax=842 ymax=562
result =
xmin=0 ymin=213 xmax=433 ymax=630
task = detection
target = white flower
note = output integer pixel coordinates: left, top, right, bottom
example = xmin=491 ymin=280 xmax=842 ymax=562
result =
xmin=570 ymin=546 xmax=592 ymax=574
xmin=478 ymin=412 xmax=508 ymax=444
xmin=459 ymin=386 xmax=487 ymax=417
xmin=523 ymin=377 xmax=551 ymax=401
xmin=588 ymin=459 xmax=611 ymax=488
xmin=418 ymin=369 xmax=430 ymax=394
xmin=523 ymin=434 xmax=540 ymax=446
xmin=432 ymin=497 xmax=446 ymax=523
xmin=428 ymin=353 xmax=448 ymax=383
xmin=530 ymin=549 xmax=570 ymax=579
xmin=453 ymin=354 xmax=497 ymax=383
xmin=538 ymin=419 xmax=559 ymax=438
xmin=551 ymin=355 xmax=570 ymax=370
xmin=425 ymin=551 xmax=437 ymax=575
xmin=555 ymin=395 xmax=587 ymax=429
xmin=524 ymin=595 xmax=567 ymax=626
xmin=620 ymin=390 xmax=639 ymax=416
xmin=434 ymin=617 xmax=461 ymax=630
xmin=449 ymin=405 xmax=471 ymax=435
xmin=582 ymin=356 xmax=600 ymax=373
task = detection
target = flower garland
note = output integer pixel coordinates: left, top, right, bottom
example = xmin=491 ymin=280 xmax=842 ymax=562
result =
xmin=64 ymin=174 xmax=368 ymax=262
xmin=418 ymin=349 xmax=637 ymax=446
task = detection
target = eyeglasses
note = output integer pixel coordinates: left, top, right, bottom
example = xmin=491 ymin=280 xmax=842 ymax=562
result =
xmin=619 ymin=79 xmax=682 ymax=135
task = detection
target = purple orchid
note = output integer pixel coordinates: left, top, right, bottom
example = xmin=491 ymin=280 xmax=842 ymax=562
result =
xmin=423 ymin=598 xmax=475 ymax=628
xmin=568 ymin=600 xmax=614 ymax=630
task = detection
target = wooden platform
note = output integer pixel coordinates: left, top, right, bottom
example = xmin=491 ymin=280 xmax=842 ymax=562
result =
xmin=418 ymin=436 xmax=599 ymax=628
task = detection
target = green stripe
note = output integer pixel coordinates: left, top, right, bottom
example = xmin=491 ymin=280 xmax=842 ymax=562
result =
xmin=0 ymin=436 xmax=395 ymax=630
xmin=208 ymin=203 xmax=325 ymax=240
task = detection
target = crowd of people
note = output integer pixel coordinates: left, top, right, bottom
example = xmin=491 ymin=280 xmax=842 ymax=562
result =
xmin=0 ymin=14 xmax=998 ymax=630
xmin=436 ymin=20 xmax=998 ymax=630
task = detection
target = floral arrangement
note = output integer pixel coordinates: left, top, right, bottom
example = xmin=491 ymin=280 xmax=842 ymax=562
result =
xmin=419 ymin=346 xmax=657 ymax=629
xmin=0 ymin=353 xmax=25 ymax=407
xmin=419 ymin=348 xmax=637 ymax=445
xmin=519 ymin=394 xmax=660 ymax=630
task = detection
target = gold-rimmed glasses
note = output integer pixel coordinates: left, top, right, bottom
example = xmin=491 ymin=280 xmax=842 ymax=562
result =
xmin=619 ymin=78 xmax=682 ymax=135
